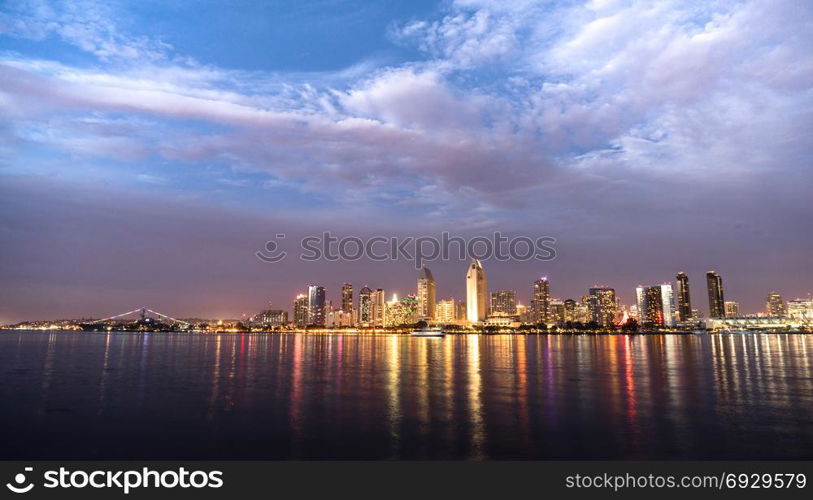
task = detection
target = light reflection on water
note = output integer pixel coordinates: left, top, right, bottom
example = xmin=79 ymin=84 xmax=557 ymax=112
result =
xmin=0 ymin=331 xmax=811 ymax=459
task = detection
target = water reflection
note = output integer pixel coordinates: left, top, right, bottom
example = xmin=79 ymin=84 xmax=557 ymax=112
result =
xmin=1 ymin=331 xmax=812 ymax=459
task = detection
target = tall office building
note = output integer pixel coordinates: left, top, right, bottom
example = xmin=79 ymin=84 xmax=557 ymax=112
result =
xmin=531 ymin=277 xmax=550 ymax=324
xmin=588 ymin=287 xmax=617 ymax=327
xmin=435 ymin=299 xmax=456 ymax=323
xmin=293 ymin=293 xmax=308 ymax=327
xmin=675 ymin=272 xmax=692 ymax=322
xmin=563 ymin=299 xmax=577 ymax=322
xmin=549 ymin=300 xmax=565 ymax=324
xmin=636 ymin=285 xmax=664 ymax=327
xmin=660 ymin=283 xmax=675 ymax=326
xmin=766 ymin=293 xmax=786 ymax=317
xmin=371 ymin=288 xmax=386 ymax=327
xmin=724 ymin=301 xmax=740 ymax=317
xmin=417 ymin=267 xmax=437 ymax=320
xmin=466 ymin=259 xmax=487 ymax=323
xmin=490 ymin=290 xmax=517 ymax=315
xmin=706 ymin=271 xmax=725 ymax=319
xmin=307 ymin=285 xmax=326 ymax=326
xmin=341 ymin=283 xmax=353 ymax=317
xmin=358 ymin=286 xmax=372 ymax=326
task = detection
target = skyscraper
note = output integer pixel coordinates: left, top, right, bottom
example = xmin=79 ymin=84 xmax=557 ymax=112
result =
xmin=563 ymin=299 xmax=577 ymax=322
xmin=417 ymin=267 xmax=436 ymax=320
xmin=307 ymin=285 xmax=326 ymax=326
xmin=660 ymin=283 xmax=675 ymax=327
xmin=531 ymin=277 xmax=550 ymax=324
xmin=293 ymin=293 xmax=308 ymax=328
xmin=636 ymin=285 xmax=664 ymax=327
xmin=766 ymin=293 xmax=786 ymax=317
xmin=675 ymin=272 xmax=692 ymax=322
xmin=490 ymin=290 xmax=517 ymax=315
xmin=341 ymin=282 xmax=353 ymax=316
xmin=371 ymin=288 xmax=386 ymax=327
xmin=588 ymin=287 xmax=616 ymax=327
xmin=706 ymin=271 xmax=725 ymax=319
xmin=358 ymin=286 xmax=372 ymax=326
xmin=466 ymin=259 xmax=487 ymax=323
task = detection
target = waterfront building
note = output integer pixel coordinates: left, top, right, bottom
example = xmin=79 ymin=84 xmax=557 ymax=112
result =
xmin=549 ymin=300 xmax=565 ymax=324
xmin=766 ymin=293 xmax=786 ymax=317
xmin=341 ymin=283 xmax=354 ymax=324
xmin=516 ymin=303 xmax=530 ymax=323
xmin=676 ymin=272 xmax=692 ymax=322
xmin=724 ymin=301 xmax=740 ymax=317
xmin=466 ymin=259 xmax=487 ymax=323
xmin=706 ymin=271 xmax=725 ymax=319
xmin=307 ymin=285 xmax=326 ymax=326
xmin=435 ymin=299 xmax=456 ymax=323
xmin=588 ymin=287 xmax=617 ymax=327
xmin=787 ymin=299 xmax=813 ymax=322
xmin=254 ymin=308 xmax=288 ymax=327
xmin=417 ymin=267 xmax=437 ymax=320
xmin=636 ymin=285 xmax=664 ymax=327
xmin=563 ymin=299 xmax=577 ymax=322
xmin=660 ymin=283 xmax=675 ymax=326
xmin=358 ymin=286 xmax=372 ymax=326
xmin=490 ymin=290 xmax=518 ymax=315
xmin=371 ymin=288 xmax=386 ymax=327
xmin=531 ymin=277 xmax=550 ymax=323
xmin=293 ymin=294 xmax=308 ymax=327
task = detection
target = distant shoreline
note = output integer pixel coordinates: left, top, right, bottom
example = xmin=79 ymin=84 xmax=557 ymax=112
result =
xmin=2 ymin=328 xmax=811 ymax=335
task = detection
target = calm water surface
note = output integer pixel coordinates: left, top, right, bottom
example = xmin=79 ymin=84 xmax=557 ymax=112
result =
xmin=1 ymin=331 xmax=812 ymax=459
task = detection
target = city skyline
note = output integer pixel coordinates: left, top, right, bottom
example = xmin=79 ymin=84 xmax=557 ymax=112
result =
xmin=1 ymin=0 xmax=812 ymax=323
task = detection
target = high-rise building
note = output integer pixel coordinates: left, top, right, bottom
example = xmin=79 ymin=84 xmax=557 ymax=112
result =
xmin=341 ymin=282 xmax=353 ymax=321
xmin=549 ymin=300 xmax=565 ymax=324
xmin=435 ymin=299 xmax=456 ymax=323
xmin=563 ymin=299 xmax=577 ymax=322
xmin=636 ymin=285 xmax=664 ymax=327
xmin=490 ymin=290 xmax=517 ymax=316
xmin=417 ymin=267 xmax=436 ymax=320
xmin=706 ymin=271 xmax=725 ymax=319
xmin=307 ymin=285 xmax=326 ymax=326
xmin=466 ymin=259 xmax=487 ymax=323
xmin=766 ymin=293 xmax=786 ymax=317
xmin=675 ymin=272 xmax=692 ymax=322
xmin=588 ymin=287 xmax=617 ymax=327
xmin=456 ymin=301 xmax=467 ymax=321
xmin=371 ymin=288 xmax=386 ymax=327
xmin=531 ymin=277 xmax=550 ymax=324
xmin=358 ymin=286 xmax=372 ymax=326
xmin=293 ymin=294 xmax=308 ymax=328
xmin=660 ymin=283 xmax=675 ymax=327
xmin=724 ymin=301 xmax=740 ymax=317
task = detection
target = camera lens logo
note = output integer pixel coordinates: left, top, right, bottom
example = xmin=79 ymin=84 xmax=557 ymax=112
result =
xmin=6 ymin=467 xmax=34 ymax=494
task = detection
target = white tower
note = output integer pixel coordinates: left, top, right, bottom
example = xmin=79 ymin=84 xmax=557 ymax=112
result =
xmin=466 ymin=259 xmax=487 ymax=323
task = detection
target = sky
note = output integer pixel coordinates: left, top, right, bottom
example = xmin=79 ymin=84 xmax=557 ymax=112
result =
xmin=0 ymin=0 xmax=811 ymax=322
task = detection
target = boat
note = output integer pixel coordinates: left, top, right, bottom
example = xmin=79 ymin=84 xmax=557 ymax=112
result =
xmin=410 ymin=325 xmax=446 ymax=337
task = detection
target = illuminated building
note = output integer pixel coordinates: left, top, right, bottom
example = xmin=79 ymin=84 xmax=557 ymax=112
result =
xmin=766 ymin=293 xmax=786 ymax=317
xmin=490 ymin=290 xmax=517 ymax=315
xmin=371 ymin=288 xmax=386 ymax=327
xmin=456 ymin=301 xmax=467 ymax=321
xmin=531 ymin=277 xmax=550 ymax=323
xmin=384 ymin=294 xmax=418 ymax=326
xmin=660 ymin=283 xmax=675 ymax=326
xmin=417 ymin=267 xmax=436 ymax=320
xmin=563 ymin=299 xmax=577 ymax=322
xmin=724 ymin=301 xmax=740 ymax=317
xmin=588 ymin=287 xmax=617 ymax=327
xmin=466 ymin=259 xmax=487 ymax=323
xmin=307 ymin=285 xmax=326 ymax=326
xmin=549 ymin=300 xmax=565 ymax=324
xmin=706 ymin=270 xmax=725 ymax=319
xmin=515 ymin=303 xmax=530 ymax=323
xmin=676 ymin=272 xmax=692 ymax=322
xmin=358 ymin=286 xmax=372 ymax=326
xmin=636 ymin=285 xmax=664 ymax=327
xmin=787 ymin=299 xmax=813 ymax=322
xmin=341 ymin=283 xmax=354 ymax=324
xmin=435 ymin=299 xmax=456 ymax=323
xmin=293 ymin=294 xmax=308 ymax=327
xmin=254 ymin=309 xmax=287 ymax=327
